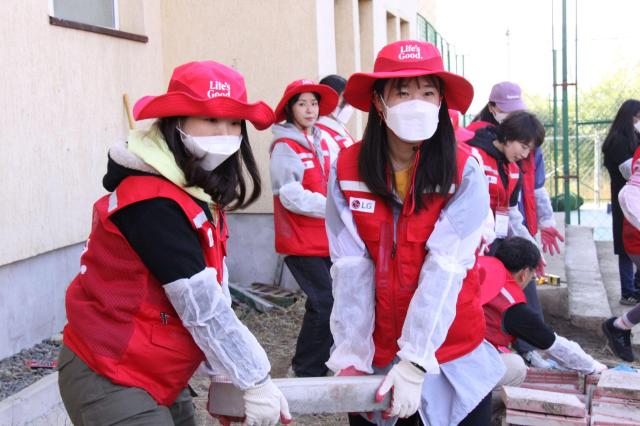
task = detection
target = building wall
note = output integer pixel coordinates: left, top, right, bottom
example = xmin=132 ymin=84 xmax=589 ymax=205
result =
xmin=0 ymin=0 xmax=164 ymax=267
xmin=0 ymin=0 xmax=433 ymax=358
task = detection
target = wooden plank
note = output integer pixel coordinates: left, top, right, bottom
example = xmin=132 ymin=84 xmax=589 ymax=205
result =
xmin=228 ymin=283 xmax=277 ymax=312
xmin=501 ymin=386 xmax=586 ymax=418
xmin=208 ymin=376 xmax=391 ymax=417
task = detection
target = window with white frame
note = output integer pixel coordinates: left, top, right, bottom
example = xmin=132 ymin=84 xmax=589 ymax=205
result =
xmin=51 ymin=0 xmax=118 ymax=29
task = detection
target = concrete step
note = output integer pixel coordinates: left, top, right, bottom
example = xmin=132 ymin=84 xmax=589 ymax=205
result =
xmin=538 ymin=213 xmax=570 ymax=319
xmin=565 ymin=226 xmax=612 ymax=333
xmin=595 ymin=240 xmax=640 ymax=350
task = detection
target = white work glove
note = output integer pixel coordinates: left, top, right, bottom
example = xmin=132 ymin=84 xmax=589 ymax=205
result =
xmin=375 ymin=359 xmax=425 ymax=419
xmin=243 ymin=378 xmax=292 ymax=426
xmin=592 ymin=360 xmax=608 ymax=374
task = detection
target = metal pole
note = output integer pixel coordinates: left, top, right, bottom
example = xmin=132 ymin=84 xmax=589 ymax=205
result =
xmin=562 ymin=0 xmax=571 ymax=224
xmin=551 ymin=0 xmax=559 ymax=206
xmin=574 ymin=0 xmax=580 ymax=223
xmin=553 ymin=49 xmax=559 ymax=203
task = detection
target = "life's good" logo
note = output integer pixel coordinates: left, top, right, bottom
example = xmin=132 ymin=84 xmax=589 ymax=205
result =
xmin=398 ymin=44 xmax=423 ymax=60
xmin=349 ymin=197 xmax=375 ymax=213
xmin=208 ymin=80 xmax=231 ymax=98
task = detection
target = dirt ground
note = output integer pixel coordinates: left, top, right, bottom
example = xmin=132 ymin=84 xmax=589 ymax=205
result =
xmin=192 ymin=297 xmax=639 ymax=426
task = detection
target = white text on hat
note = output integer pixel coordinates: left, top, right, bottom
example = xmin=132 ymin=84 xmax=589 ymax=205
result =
xmin=208 ymin=81 xmax=231 ymax=98
xmin=398 ymin=44 xmax=423 ymax=60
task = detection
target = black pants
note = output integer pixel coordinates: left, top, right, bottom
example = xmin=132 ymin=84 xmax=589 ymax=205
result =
xmin=514 ymin=278 xmax=544 ymax=353
xmin=347 ymin=392 xmax=491 ymax=425
xmin=285 ymin=255 xmax=333 ymax=377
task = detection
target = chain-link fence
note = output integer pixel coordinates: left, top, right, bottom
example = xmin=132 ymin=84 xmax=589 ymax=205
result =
xmin=543 ymin=119 xmax=613 ymax=240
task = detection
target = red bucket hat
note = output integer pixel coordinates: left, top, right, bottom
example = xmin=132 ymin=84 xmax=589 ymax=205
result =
xmin=274 ymin=79 xmax=339 ymax=123
xmin=344 ymin=40 xmax=474 ymax=113
xmin=133 ymin=61 xmax=275 ymax=130
xmin=478 ymin=256 xmax=510 ymax=305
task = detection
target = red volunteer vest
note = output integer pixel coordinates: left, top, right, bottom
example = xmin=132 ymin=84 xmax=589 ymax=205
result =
xmin=336 ymin=143 xmax=485 ymax=367
xmin=478 ymin=257 xmax=527 ymax=348
xmin=623 ymin=147 xmax=640 ymax=254
xmin=466 ymin=120 xmax=494 ymax=132
xmin=272 ymin=136 xmax=331 ymax=256
xmin=469 ymin=146 xmax=520 ymax=214
xmin=520 ymin=152 xmax=538 ymax=236
xmin=63 ymin=176 xmax=227 ymax=406
xmin=316 ymin=122 xmax=357 ymax=150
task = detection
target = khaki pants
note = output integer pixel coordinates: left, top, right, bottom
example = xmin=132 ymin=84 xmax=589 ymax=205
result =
xmin=495 ymin=352 xmax=527 ymax=388
xmin=57 ymin=345 xmax=196 ymax=426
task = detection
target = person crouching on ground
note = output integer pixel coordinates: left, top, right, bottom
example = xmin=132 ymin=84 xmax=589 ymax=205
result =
xmin=480 ymin=236 xmax=607 ymax=390
xmin=57 ymin=61 xmax=291 ymax=426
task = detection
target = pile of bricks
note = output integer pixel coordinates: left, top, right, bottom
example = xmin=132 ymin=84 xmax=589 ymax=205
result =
xmin=500 ymin=369 xmax=640 ymax=425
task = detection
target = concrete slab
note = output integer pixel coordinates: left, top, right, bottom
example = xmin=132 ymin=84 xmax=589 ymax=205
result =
xmin=208 ymin=375 xmax=391 ymax=417
xmin=504 ymin=409 xmax=588 ymax=425
xmin=538 ymin=283 xmax=570 ymax=319
xmin=596 ymin=370 xmax=640 ymax=400
xmin=538 ymin=212 xmax=567 ymax=283
xmin=565 ymin=226 xmax=612 ymax=332
xmin=0 ymin=372 xmax=70 ymax=426
xmin=590 ymin=414 xmax=639 ymax=425
xmin=596 ymin=240 xmax=640 ymax=350
xmin=501 ymin=386 xmax=586 ymax=417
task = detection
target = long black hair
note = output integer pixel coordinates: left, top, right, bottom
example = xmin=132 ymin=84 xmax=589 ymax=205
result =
xmin=358 ymin=76 xmax=457 ymax=211
xmin=602 ymin=99 xmax=640 ymax=156
xmin=472 ymin=102 xmax=499 ymax=125
xmin=156 ymin=117 xmax=262 ymax=211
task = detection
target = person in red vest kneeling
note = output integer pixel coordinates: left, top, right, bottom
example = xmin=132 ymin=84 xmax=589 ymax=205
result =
xmin=58 ymin=61 xmax=291 ymax=426
xmin=480 ymin=237 xmax=606 ymax=390
xmin=270 ymin=79 xmax=339 ymax=378
xmin=326 ymin=40 xmax=505 ymax=426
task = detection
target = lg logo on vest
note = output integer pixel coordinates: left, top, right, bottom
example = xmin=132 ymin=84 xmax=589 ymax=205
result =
xmin=349 ymin=197 xmax=375 ymax=213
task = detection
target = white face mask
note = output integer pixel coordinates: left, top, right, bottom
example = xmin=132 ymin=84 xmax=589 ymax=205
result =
xmin=178 ymin=128 xmax=242 ymax=171
xmin=336 ymin=104 xmax=354 ymax=124
xmin=634 ymin=121 xmax=640 ymax=134
xmin=493 ymin=111 xmax=509 ymax=124
xmin=381 ymin=98 xmax=440 ymax=143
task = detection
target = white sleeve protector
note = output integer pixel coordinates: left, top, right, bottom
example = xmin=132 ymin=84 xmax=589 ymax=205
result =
xmin=535 ymin=187 xmax=557 ymax=229
xmin=508 ymin=206 xmax=539 ymax=246
xmin=278 ymin=181 xmax=327 ymax=218
xmin=397 ymin=158 xmax=488 ymax=372
xmin=544 ymin=334 xmax=601 ymax=374
xmin=324 ymin=163 xmax=376 ymax=373
xmin=270 ymin=142 xmax=327 ymax=218
xmin=619 ymin=158 xmax=633 ymax=180
xmin=619 ymin=180 xmax=640 ymax=231
xmin=164 ymin=268 xmax=270 ymax=389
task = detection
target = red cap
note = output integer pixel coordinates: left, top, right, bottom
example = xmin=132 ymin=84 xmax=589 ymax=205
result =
xmin=344 ymin=40 xmax=474 ymax=113
xmin=274 ymin=79 xmax=339 ymax=123
xmin=448 ymin=109 xmax=475 ymax=143
xmin=133 ymin=61 xmax=275 ymax=130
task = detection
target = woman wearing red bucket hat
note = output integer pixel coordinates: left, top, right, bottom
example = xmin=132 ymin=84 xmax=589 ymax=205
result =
xmin=58 ymin=60 xmax=291 ymax=426
xmin=269 ymin=79 xmax=338 ymax=378
xmin=325 ymin=40 xmax=505 ymax=425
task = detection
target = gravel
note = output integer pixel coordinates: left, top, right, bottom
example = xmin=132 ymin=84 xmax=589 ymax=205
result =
xmin=0 ymin=339 xmax=61 ymax=401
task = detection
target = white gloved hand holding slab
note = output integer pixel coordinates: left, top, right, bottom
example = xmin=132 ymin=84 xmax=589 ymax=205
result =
xmin=243 ymin=378 xmax=291 ymax=426
xmin=375 ymin=360 xmax=425 ymax=419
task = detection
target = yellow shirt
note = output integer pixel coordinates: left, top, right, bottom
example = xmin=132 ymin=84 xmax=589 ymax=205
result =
xmin=394 ymin=167 xmax=412 ymax=200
